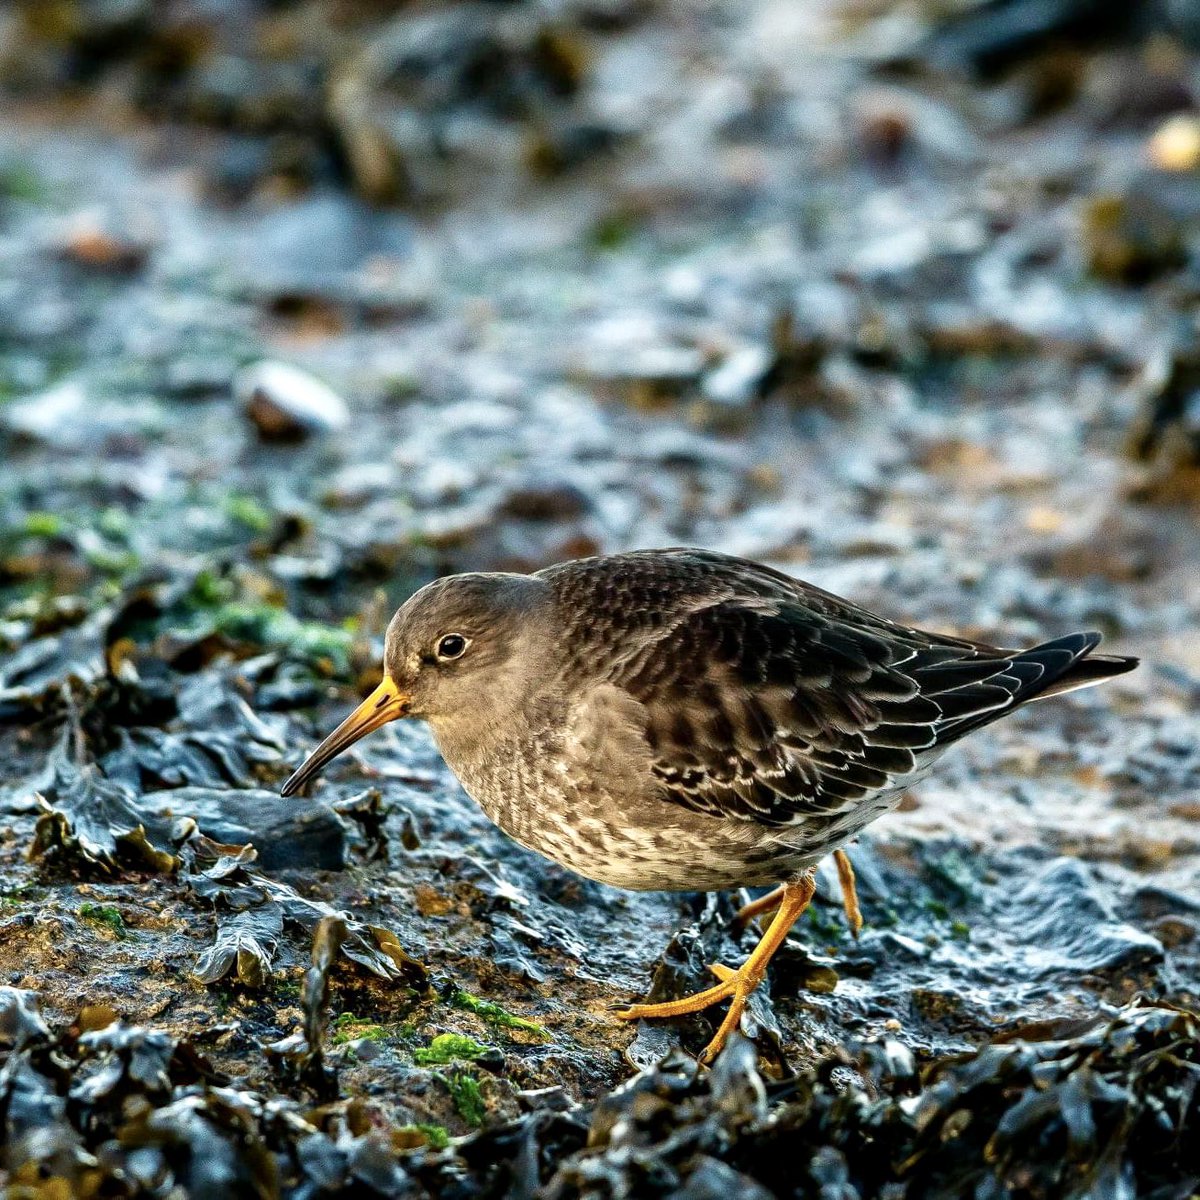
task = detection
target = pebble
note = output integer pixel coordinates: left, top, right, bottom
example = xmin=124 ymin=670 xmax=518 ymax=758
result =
xmin=1148 ymin=114 xmax=1200 ymax=172
xmin=56 ymin=211 xmax=152 ymax=274
xmin=498 ymin=480 xmax=592 ymax=521
xmin=701 ymin=344 xmax=774 ymax=409
xmin=235 ymin=360 xmax=350 ymax=440
xmin=1149 ymin=915 xmax=1197 ymax=948
xmin=3 ymin=380 xmax=86 ymax=442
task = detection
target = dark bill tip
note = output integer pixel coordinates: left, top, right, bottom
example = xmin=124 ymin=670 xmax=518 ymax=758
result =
xmin=280 ymin=677 xmax=408 ymax=797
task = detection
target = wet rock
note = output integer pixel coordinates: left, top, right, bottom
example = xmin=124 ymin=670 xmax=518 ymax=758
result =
xmin=0 ymin=987 xmax=50 ymax=1049
xmin=623 ymin=1020 xmax=680 ymax=1071
xmin=853 ymin=91 xmax=914 ymax=170
xmin=1 ymin=379 xmax=162 ymax=451
xmin=700 ymin=343 xmax=773 ymax=410
xmin=1001 ymin=857 xmax=1163 ymax=978
xmin=236 ymin=360 xmax=350 ymax=440
xmin=497 ymin=479 xmax=592 ymax=521
xmin=578 ymin=318 xmax=706 ymax=407
xmin=161 ymin=355 xmax=236 ymax=400
xmin=235 ymin=193 xmax=414 ymax=301
xmin=1148 ymin=914 xmax=1196 ymax=948
xmin=140 ymin=787 xmax=348 ymax=871
xmin=1020 ymin=508 xmax=1167 ymax=583
xmin=526 ymin=121 xmax=625 ymax=178
xmin=667 ymin=1157 xmax=776 ymax=1200
xmin=1148 ymin=113 xmax=1200 ymax=172
xmin=1125 ymin=342 xmax=1200 ymax=494
xmin=55 ymin=210 xmax=152 ymax=274
xmin=917 ymin=0 xmax=1146 ymax=76
xmin=2 ymin=379 xmax=88 ymax=443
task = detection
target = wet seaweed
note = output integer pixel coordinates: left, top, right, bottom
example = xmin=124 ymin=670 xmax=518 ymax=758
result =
xmin=184 ymin=835 xmax=427 ymax=990
xmin=28 ymin=722 xmax=180 ymax=876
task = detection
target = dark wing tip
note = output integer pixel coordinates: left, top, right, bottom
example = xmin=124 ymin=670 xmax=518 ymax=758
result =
xmin=1014 ymin=633 xmax=1138 ymax=701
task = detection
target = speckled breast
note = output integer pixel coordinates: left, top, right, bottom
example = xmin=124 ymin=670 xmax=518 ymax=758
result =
xmin=436 ymin=731 xmax=837 ymax=891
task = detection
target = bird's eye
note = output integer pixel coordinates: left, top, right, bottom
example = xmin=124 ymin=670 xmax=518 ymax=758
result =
xmin=436 ymin=633 xmax=468 ymax=660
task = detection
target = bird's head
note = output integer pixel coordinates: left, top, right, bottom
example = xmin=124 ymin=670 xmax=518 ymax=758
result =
xmin=280 ymin=572 xmax=551 ymax=796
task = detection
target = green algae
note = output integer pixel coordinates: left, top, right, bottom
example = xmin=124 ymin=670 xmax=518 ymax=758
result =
xmin=78 ymin=902 xmax=126 ymax=938
xmin=445 ymin=1070 xmax=486 ymax=1126
xmin=332 ymin=1012 xmax=393 ymax=1045
xmin=452 ymin=990 xmax=549 ymax=1038
xmin=399 ymin=1124 xmax=450 ymax=1151
xmin=414 ymin=1033 xmax=491 ymax=1065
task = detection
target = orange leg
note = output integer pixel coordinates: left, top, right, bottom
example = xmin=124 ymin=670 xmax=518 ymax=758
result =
xmin=733 ymin=884 xmax=785 ymax=927
xmin=734 ymin=850 xmax=863 ymax=937
xmin=833 ymin=849 xmax=863 ymax=938
xmin=615 ymin=875 xmax=816 ymax=1064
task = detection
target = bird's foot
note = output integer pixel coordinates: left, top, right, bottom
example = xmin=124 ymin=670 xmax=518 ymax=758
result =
xmin=732 ymin=885 xmax=784 ymax=929
xmin=612 ymin=958 xmax=767 ymax=1064
xmin=616 ymin=875 xmax=817 ymax=1065
xmin=697 ymin=964 xmax=764 ymax=1064
xmin=612 ymin=972 xmax=740 ymax=1021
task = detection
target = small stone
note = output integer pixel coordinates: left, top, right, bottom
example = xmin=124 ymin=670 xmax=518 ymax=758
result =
xmin=2 ymin=380 xmax=87 ymax=442
xmin=516 ymin=1085 xmax=570 ymax=1112
xmin=1148 ymin=114 xmax=1200 ymax=173
xmin=349 ymin=1038 xmax=384 ymax=1062
xmin=701 ymin=344 xmax=774 ymax=409
xmin=78 ymin=1004 xmax=118 ymax=1032
xmin=1024 ymin=506 xmax=1066 ymax=535
xmin=745 ymin=464 xmax=782 ymax=493
xmin=1149 ymin=915 xmax=1196 ymax=948
xmin=498 ymin=481 xmax=591 ymax=521
xmin=236 ymin=361 xmax=350 ymax=441
xmin=673 ymin=1157 xmax=775 ymax=1200
xmin=853 ymin=90 xmax=914 ymax=168
xmin=1082 ymin=190 xmax=1188 ymax=285
xmin=57 ymin=212 xmax=151 ymax=273
xmin=163 ymin=357 xmax=235 ymax=400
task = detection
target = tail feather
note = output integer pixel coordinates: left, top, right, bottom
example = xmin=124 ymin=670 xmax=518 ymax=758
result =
xmin=1031 ymin=645 xmax=1139 ymax=699
xmin=929 ymin=631 xmax=1137 ymax=744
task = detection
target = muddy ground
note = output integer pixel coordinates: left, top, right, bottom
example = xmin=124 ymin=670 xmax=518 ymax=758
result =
xmin=0 ymin=1 xmax=1199 ymax=1196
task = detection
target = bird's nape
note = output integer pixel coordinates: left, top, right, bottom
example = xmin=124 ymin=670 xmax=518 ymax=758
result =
xmin=280 ymin=676 xmax=409 ymax=796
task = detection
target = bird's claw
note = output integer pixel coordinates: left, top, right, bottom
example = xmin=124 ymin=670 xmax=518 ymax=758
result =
xmin=611 ymin=975 xmax=740 ymax=1021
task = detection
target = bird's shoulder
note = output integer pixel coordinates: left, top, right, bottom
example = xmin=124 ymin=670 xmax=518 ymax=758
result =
xmin=537 ymin=546 xmax=906 ymax=644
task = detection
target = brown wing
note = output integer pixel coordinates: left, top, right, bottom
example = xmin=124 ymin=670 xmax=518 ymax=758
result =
xmin=541 ymin=548 xmax=1131 ymax=827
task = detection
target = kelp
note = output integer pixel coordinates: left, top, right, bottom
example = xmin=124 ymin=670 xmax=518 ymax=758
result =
xmin=28 ymin=724 xmax=181 ymax=876
xmin=12 ymin=996 xmax=1176 ymax=1199
xmin=183 ymin=835 xmax=427 ymax=989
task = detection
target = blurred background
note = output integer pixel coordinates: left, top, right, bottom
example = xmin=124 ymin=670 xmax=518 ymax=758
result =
xmin=0 ymin=0 xmax=1199 ymax=1184
xmin=2 ymin=0 xmax=1197 ymax=836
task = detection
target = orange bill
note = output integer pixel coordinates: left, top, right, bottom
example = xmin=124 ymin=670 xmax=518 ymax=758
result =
xmin=280 ymin=677 xmax=408 ymax=796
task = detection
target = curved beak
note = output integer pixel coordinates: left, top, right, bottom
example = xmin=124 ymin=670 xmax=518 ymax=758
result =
xmin=280 ymin=677 xmax=409 ymax=797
